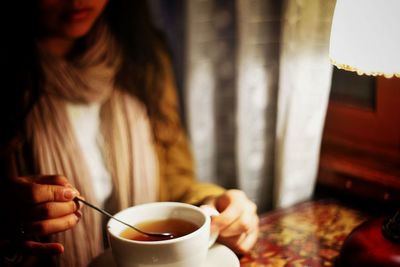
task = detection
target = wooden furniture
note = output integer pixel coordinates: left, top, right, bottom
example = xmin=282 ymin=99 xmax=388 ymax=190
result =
xmin=240 ymin=200 xmax=368 ymax=266
xmin=317 ymin=71 xmax=400 ymax=205
xmin=316 ymin=70 xmax=400 ymax=267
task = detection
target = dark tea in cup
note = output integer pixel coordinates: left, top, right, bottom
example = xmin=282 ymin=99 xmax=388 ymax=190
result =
xmin=120 ymin=218 xmax=199 ymax=241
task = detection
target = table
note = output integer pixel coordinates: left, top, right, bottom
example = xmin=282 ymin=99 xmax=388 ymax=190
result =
xmin=240 ymin=200 xmax=368 ymax=267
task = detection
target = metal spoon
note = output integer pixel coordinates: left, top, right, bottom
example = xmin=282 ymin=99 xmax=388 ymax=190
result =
xmin=75 ymin=197 xmax=175 ymax=239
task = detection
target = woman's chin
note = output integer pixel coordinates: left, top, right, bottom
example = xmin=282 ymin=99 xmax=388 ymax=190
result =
xmin=60 ymin=23 xmax=95 ymax=40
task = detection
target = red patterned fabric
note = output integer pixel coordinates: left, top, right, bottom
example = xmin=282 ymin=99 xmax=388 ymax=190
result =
xmin=240 ymin=201 xmax=368 ymax=267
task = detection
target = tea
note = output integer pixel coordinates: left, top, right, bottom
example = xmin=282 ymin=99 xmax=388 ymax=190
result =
xmin=120 ymin=218 xmax=199 ymax=241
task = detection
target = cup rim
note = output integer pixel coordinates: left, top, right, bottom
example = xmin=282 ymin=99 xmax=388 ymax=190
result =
xmin=107 ymin=202 xmax=209 ymax=245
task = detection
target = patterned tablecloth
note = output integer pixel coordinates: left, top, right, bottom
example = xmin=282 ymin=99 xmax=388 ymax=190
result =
xmin=240 ymin=200 xmax=368 ymax=267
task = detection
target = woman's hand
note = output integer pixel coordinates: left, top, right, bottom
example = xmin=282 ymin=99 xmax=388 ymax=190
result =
xmin=0 ymin=175 xmax=81 ymax=255
xmin=202 ymin=189 xmax=259 ymax=254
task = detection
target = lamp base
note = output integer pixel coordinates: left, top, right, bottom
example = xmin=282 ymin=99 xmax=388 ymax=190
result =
xmin=338 ymin=216 xmax=400 ymax=267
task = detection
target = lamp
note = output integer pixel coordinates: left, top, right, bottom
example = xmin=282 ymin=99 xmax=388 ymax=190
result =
xmin=329 ymin=0 xmax=400 ymax=266
xmin=330 ymin=0 xmax=400 ymax=77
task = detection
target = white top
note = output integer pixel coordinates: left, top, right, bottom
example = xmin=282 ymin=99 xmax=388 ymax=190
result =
xmin=66 ymin=103 xmax=113 ymax=207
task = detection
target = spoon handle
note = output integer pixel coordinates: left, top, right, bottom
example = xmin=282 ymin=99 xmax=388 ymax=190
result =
xmin=75 ymin=197 xmax=141 ymax=234
xmin=75 ymin=197 xmax=174 ymax=239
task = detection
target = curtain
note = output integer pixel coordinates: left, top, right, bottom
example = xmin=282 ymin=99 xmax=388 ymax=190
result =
xmin=152 ymin=0 xmax=335 ymax=212
xmin=274 ymin=0 xmax=336 ymax=208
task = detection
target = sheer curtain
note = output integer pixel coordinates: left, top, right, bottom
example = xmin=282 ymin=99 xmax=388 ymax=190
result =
xmin=274 ymin=0 xmax=335 ymax=208
xmin=152 ymin=0 xmax=335 ymax=212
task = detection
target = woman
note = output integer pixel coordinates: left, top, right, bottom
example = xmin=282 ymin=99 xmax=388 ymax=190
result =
xmin=0 ymin=1 xmax=259 ymax=266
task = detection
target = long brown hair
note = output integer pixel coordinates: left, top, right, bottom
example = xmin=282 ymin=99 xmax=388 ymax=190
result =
xmin=0 ymin=0 xmax=170 ymax=152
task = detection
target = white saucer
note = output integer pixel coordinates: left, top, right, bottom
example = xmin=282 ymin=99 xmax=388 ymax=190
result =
xmin=89 ymin=243 xmax=240 ymax=267
xmin=204 ymin=243 xmax=240 ymax=267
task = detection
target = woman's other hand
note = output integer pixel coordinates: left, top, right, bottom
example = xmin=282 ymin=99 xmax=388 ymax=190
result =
xmin=0 ymin=175 xmax=81 ymax=255
xmin=203 ymin=189 xmax=259 ymax=254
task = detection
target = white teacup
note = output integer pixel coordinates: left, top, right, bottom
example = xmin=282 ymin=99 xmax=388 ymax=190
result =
xmin=107 ymin=202 xmax=219 ymax=267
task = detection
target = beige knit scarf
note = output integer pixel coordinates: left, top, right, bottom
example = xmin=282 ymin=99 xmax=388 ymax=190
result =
xmin=24 ymin=25 xmax=158 ymax=267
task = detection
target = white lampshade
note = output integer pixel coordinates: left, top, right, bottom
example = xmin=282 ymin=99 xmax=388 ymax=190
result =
xmin=329 ymin=0 xmax=400 ymax=77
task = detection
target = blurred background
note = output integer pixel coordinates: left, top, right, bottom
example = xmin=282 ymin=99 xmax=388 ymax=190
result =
xmin=147 ymin=0 xmax=400 ymax=214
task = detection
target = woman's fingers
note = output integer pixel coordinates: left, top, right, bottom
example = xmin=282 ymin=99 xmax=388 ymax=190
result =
xmin=25 ymin=213 xmax=81 ymax=237
xmin=239 ymin=228 xmax=259 ymax=253
xmin=205 ymin=189 xmax=259 ymax=254
xmin=28 ymin=183 xmax=78 ymax=204
xmin=218 ymin=206 xmax=259 ymax=237
xmin=211 ymin=190 xmax=245 ymax=227
xmin=27 ymin=201 xmax=80 ymax=220
xmin=211 ymin=190 xmax=257 ymax=236
xmin=13 ymin=175 xmax=79 ymax=204
xmin=0 ymin=174 xmax=82 ymax=257
xmin=218 ymin=227 xmax=259 ymax=255
xmin=29 ymin=175 xmax=70 ymax=187
xmin=0 ymin=240 xmax=64 ymax=256
xmin=212 ymin=205 xmax=243 ymax=231
xmin=21 ymin=240 xmax=64 ymax=255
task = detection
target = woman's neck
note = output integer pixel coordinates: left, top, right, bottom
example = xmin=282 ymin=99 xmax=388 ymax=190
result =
xmin=39 ymin=37 xmax=76 ymax=57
